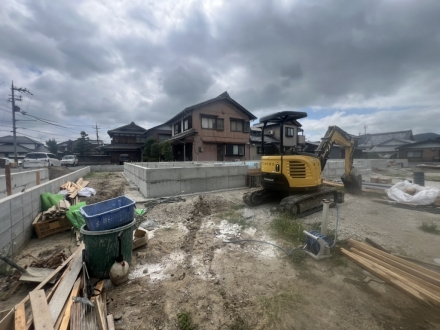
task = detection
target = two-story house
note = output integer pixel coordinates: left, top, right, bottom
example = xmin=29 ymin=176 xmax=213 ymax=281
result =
xmin=249 ymin=119 xmax=305 ymax=159
xmin=164 ymin=92 xmax=257 ymax=161
xmin=143 ymin=123 xmax=172 ymax=143
xmin=105 ymin=122 xmax=147 ymax=163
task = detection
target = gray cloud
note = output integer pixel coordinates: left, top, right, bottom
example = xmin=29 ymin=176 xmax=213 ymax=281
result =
xmin=0 ymin=0 xmax=439 ymax=143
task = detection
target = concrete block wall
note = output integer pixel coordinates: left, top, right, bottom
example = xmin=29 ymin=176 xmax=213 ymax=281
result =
xmin=0 ymin=167 xmax=91 ymax=256
xmin=322 ymin=159 xmax=408 ymax=178
xmin=125 ymin=163 xmax=248 ymax=198
xmin=0 ymin=169 xmax=49 ymax=199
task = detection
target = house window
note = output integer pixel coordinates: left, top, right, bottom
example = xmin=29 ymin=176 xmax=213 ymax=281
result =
xmin=183 ymin=116 xmax=192 ymax=131
xmin=226 ymin=144 xmax=245 ymax=156
xmin=174 ymin=122 xmax=181 ymax=134
xmin=407 ymin=150 xmax=422 ymax=158
xmin=285 ymin=127 xmax=294 ymax=137
xmin=201 ymin=116 xmax=224 ymax=130
xmin=257 ymin=147 xmax=262 ymax=154
xmin=231 ymin=119 xmax=243 ymax=132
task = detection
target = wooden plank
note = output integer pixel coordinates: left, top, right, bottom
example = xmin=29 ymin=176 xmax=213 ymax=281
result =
xmin=106 ymin=315 xmax=115 ymax=330
xmin=48 ymin=249 xmax=83 ymax=324
xmin=393 ymin=254 xmax=440 ymax=273
xmin=81 ymin=180 xmax=89 ymax=188
xmin=76 ymin=178 xmax=83 ymax=186
xmin=341 ymin=248 xmax=431 ymax=305
xmin=348 ymin=239 xmax=440 ymax=283
xmin=14 ymin=303 xmax=26 ymax=330
xmin=5 ymin=165 xmax=12 ymax=196
xmin=365 ymin=237 xmax=391 ymax=253
xmin=1 ymin=281 xmax=21 ymax=301
xmin=47 ymin=265 xmax=69 ymax=302
xmin=95 ymin=293 xmax=108 ymax=330
xmin=18 ymin=245 xmax=84 ymax=306
xmin=69 ymin=190 xmax=78 ymax=199
xmin=0 ymin=308 xmax=14 ymax=330
xmin=351 ymin=248 xmax=440 ymax=295
xmin=30 ymin=290 xmax=54 ymax=330
xmin=57 ymin=276 xmax=82 ymax=330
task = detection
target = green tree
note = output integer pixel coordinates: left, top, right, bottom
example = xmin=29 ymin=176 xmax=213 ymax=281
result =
xmin=160 ymin=141 xmax=173 ymax=161
xmin=74 ymin=131 xmax=91 ymax=156
xmin=46 ymin=138 xmax=58 ymax=155
xmin=143 ymin=137 xmax=156 ymax=161
xmin=150 ymin=142 xmax=161 ymax=161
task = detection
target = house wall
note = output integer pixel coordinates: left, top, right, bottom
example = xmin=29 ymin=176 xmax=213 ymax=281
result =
xmin=0 ymin=169 xmax=49 ymax=199
xmin=109 ymin=151 xmax=141 ymax=164
xmin=399 ymin=148 xmax=440 ymax=162
xmin=262 ymin=124 xmax=298 ymax=147
xmin=77 ymin=155 xmax=111 ymax=165
xmin=0 ymin=167 xmax=91 ymax=257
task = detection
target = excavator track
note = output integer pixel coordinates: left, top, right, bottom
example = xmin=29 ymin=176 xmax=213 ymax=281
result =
xmin=279 ymin=187 xmax=339 ymax=217
xmin=243 ymin=188 xmax=284 ymax=207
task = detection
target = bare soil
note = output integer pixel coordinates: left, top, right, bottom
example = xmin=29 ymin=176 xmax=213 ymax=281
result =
xmin=48 ymin=166 xmax=72 ymax=180
xmin=2 ymin=171 xmax=440 ymax=330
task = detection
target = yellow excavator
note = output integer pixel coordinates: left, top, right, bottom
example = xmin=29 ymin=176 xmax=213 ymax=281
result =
xmin=243 ymin=111 xmax=362 ymax=216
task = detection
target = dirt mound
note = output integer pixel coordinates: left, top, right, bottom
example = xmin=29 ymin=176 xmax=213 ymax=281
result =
xmin=48 ymin=166 xmax=71 ymax=180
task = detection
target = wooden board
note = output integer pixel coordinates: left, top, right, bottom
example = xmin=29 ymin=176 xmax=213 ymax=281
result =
xmin=0 ymin=308 xmax=14 ymax=330
xmin=30 ymin=290 xmax=54 ymax=330
xmin=48 ymin=249 xmax=83 ymax=324
xmin=69 ymin=190 xmax=78 ymax=199
xmin=365 ymin=237 xmax=391 ymax=253
xmin=348 ymin=239 xmax=440 ymax=283
xmin=106 ymin=315 xmax=115 ymax=330
xmin=14 ymin=303 xmax=26 ymax=330
xmin=57 ymin=276 xmax=82 ymax=330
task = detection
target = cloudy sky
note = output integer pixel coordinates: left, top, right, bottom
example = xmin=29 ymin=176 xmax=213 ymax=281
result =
xmin=0 ymin=0 xmax=439 ymax=143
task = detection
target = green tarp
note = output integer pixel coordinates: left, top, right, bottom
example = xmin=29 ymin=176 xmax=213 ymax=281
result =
xmin=66 ymin=202 xmax=87 ymax=231
xmin=41 ymin=193 xmax=64 ymax=212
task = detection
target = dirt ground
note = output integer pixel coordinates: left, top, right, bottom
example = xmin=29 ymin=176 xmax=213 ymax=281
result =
xmin=48 ymin=166 xmax=72 ymax=180
xmin=1 ymin=169 xmax=440 ymax=330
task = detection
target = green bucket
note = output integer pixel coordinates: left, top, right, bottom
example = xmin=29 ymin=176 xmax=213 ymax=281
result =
xmin=80 ymin=219 xmax=135 ymax=278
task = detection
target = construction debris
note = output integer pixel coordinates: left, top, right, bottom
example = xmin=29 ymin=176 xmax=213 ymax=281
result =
xmin=60 ymin=178 xmax=90 ymax=204
xmin=8 ymin=245 xmax=113 ymax=330
xmin=341 ymin=239 xmax=440 ymax=307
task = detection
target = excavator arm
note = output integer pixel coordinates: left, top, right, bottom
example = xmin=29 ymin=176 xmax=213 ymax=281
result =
xmin=315 ymin=126 xmax=362 ymax=194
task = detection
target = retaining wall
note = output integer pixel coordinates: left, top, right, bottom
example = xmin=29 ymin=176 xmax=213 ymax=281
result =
xmin=125 ymin=162 xmax=248 ymax=198
xmin=0 ymin=169 xmax=49 ymax=199
xmin=0 ymin=167 xmax=91 ymax=256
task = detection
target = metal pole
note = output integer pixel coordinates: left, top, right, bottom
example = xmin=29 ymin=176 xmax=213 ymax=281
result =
xmin=11 ymin=81 xmax=18 ymax=163
xmin=321 ymin=200 xmax=330 ymax=236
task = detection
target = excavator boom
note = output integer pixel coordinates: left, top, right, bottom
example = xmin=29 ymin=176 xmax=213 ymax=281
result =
xmin=315 ymin=126 xmax=362 ymax=194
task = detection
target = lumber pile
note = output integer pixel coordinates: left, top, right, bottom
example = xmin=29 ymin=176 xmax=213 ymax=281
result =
xmin=341 ymin=239 xmax=440 ymax=307
xmin=12 ymin=245 xmax=114 ymax=330
xmin=60 ymin=178 xmax=89 ymax=205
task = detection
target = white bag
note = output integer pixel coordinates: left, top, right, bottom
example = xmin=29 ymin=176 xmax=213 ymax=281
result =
xmin=386 ymin=180 xmax=440 ymax=205
xmin=78 ymin=187 xmax=96 ymax=197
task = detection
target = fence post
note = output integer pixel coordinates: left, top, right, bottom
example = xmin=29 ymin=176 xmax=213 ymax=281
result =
xmin=36 ymin=171 xmax=40 ymax=185
xmin=5 ymin=164 xmax=12 ymax=196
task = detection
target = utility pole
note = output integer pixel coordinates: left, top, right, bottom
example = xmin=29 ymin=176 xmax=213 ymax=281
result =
xmin=9 ymin=81 xmax=32 ymax=162
xmin=364 ymin=125 xmax=368 ymax=135
xmin=94 ymin=123 xmax=100 ymax=145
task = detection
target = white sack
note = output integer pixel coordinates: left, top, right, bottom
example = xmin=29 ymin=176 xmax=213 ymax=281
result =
xmin=386 ymin=180 xmax=440 ymax=205
xmin=78 ymin=187 xmax=96 ymax=197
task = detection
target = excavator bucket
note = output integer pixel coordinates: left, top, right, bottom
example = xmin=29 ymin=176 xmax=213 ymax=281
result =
xmin=341 ymin=174 xmax=363 ymax=194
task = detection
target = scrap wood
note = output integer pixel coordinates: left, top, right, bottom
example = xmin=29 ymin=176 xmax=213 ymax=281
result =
xmin=82 ymin=180 xmax=89 ymax=188
xmin=56 ymin=276 xmax=81 ymax=330
xmin=69 ymin=190 xmax=78 ymax=199
xmin=14 ymin=303 xmax=26 ymax=330
xmin=351 ymin=247 xmax=440 ymax=295
xmin=106 ymin=315 xmax=115 ymax=330
xmin=30 ymin=290 xmax=54 ymax=330
xmin=393 ymin=255 xmax=440 ymax=274
xmin=1 ymin=282 xmax=21 ymax=301
xmin=341 ymin=248 xmax=438 ymax=306
xmin=76 ymin=178 xmax=83 ymax=186
xmin=48 ymin=248 xmax=83 ymax=324
xmin=348 ymin=239 xmax=440 ymax=286
xmin=20 ymin=245 xmax=84 ymax=330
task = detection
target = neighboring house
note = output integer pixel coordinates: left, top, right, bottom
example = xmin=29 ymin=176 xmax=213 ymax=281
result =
xmin=249 ymin=126 xmax=280 ymax=160
xmin=397 ymin=139 xmax=440 ymax=162
xmin=364 ymin=138 xmax=415 ymax=158
xmin=143 ymin=123 xmax=172 ymax=143
xmin=355 ymin=130 xmax=414 ymax=158
xmin=105 ymin=122 xmax=147 ymax=163
xmin=302 ymin=141 xmax=343 ymax=159
xmin=0 ymin=135 xmax=49 ymax=159
xmin=57 ymin=139 xmax=105 ymax=156
xmin=164 ymin=92 xmax=257 ymax=161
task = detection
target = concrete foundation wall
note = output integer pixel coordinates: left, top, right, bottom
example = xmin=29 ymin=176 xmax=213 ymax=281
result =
xmin=90 ymin=165 xmax=124 ymax=172
xmin=0 ymin=167 xmax=91 ymax=256
xmin=125 ymin=162 xmax=248 ymax=198
xmin=0 ymin=169 xmax=49 ymax=199
xmin=322 ymin=159 xmax=408 ymax=178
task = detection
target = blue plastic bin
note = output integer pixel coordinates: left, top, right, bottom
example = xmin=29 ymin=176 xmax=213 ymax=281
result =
xmin=80 ymin=196 xmax=135 ymax=231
